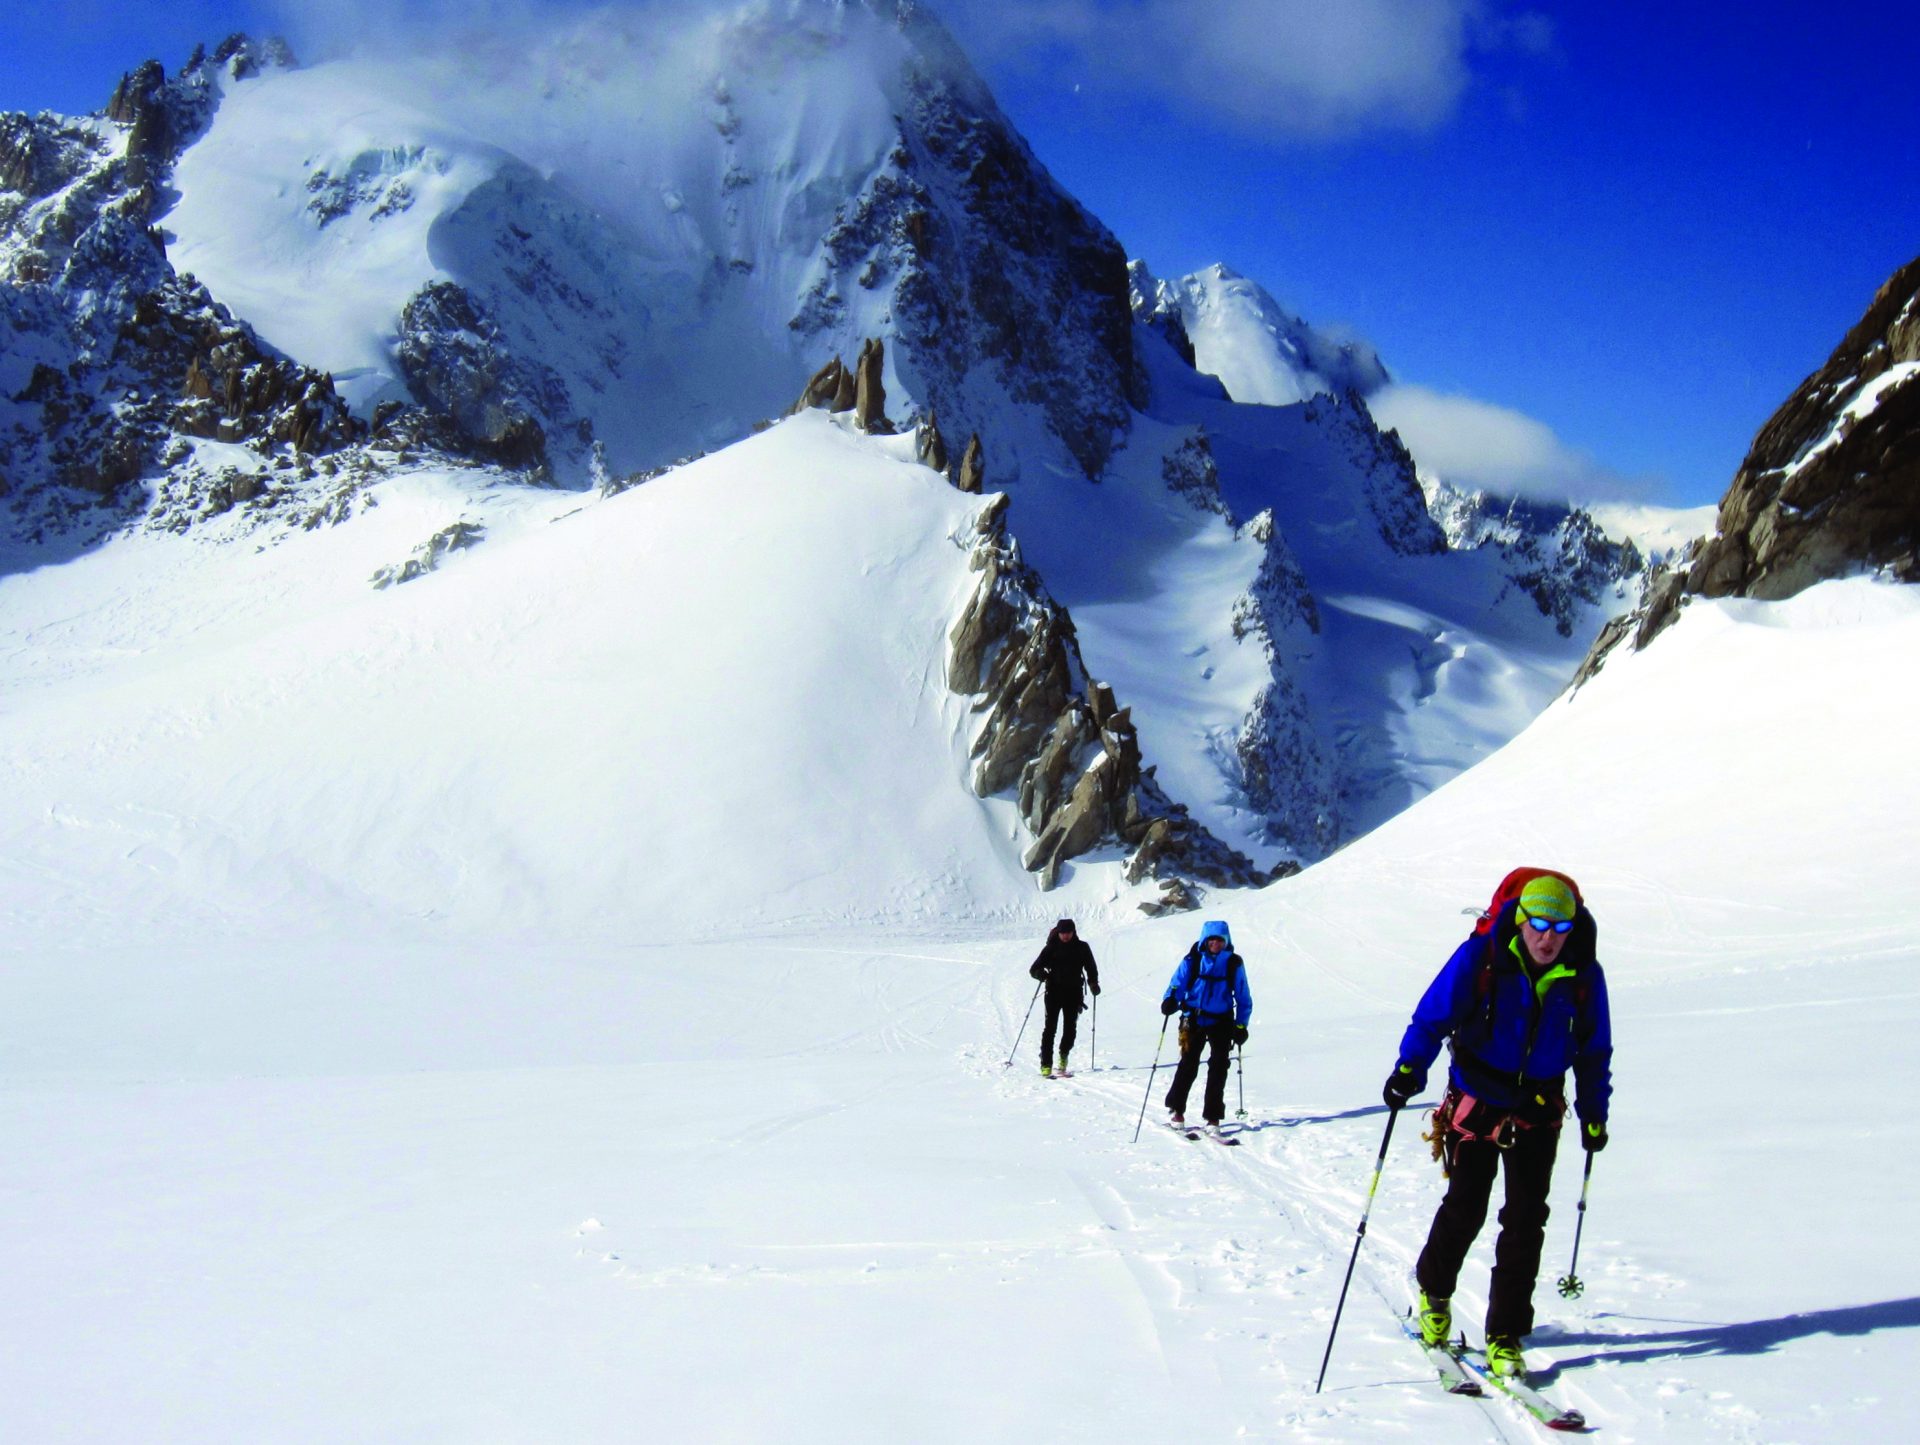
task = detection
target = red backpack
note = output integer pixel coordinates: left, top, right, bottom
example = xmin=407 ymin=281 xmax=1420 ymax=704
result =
xmin=1471 ymin=866 xmax=1583 ymax=935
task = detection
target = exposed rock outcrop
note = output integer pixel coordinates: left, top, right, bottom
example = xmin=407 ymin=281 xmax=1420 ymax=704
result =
xmin=0 ymin=36 xmax=363 ymax=531
xmin=957 ymin=433 xmax=984 ymax=494
xmin=1227 ymin=509 xmax=1338 ymax=859
xmin=395 ymin=281 xmax=561 ymax=476
xmin=914 ymin=412 xmax=948 ymax=474
xmin=792 ymin=3 xmax=1137 ymax=482
xmin=1577 ymin=253 xmax=1920 ymax=685
xmin=792 ymin=356 xmax=854 ymax=415
xmin=792 ymin=339 xmax=894 ymax=435
xmin=1425 ymin=483 xmax=1646 ymax=639
xmin=1160 ymin=429 xmax=1229 ymax=517
xmin=853 ymin=336 xmax=891 ymax=433
xmin=1689 ymin=255 xmax=1920 ymax=602
xmin=948 ymin=494 xmax=1269 ymax=905
xmin=370 ymin=520 xmax=486 ymax=589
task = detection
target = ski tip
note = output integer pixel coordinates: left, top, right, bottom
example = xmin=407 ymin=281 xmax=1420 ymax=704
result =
xmin=1547 ymin=1413 xmax=1588 ymax=1432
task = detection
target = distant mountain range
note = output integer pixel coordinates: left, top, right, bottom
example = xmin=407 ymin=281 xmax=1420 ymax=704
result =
xmin=2 ymin=5 xmax=1710 ymax=911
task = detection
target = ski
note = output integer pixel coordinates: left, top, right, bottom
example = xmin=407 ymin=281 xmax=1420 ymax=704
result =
xmin=1455 ymin=1345 xmax=1588 ymax=1432
xmin=1398 ymin=1318 xmax=1482 ymax=1396
xmin=1184 ymin=1128 xmax=1242 ymax=1146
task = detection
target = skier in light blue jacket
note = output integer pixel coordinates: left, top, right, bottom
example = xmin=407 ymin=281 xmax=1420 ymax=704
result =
xmin=1159 ymin=920 xmax=1252 ymax=1134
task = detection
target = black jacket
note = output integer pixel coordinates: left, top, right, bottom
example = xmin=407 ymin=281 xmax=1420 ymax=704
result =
xmin=1029 ymin=937 xmax=1100 ymax=1007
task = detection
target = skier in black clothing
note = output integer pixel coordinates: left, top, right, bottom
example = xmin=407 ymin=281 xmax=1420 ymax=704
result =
xmin=1029 ymin=919 xmax=1100 ymax=1077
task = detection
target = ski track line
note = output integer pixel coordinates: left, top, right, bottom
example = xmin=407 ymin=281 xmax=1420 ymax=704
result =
xmin=1257 ymin=908 xmax=1380 ymax=1010
xmin=1065 ymin=1168 xmax=1223 ymax=1394
xmin=1059 ymin=1070 xmax=1706 ymax=1445
xmin=1058 ymin=1074 xmax=1533 ymax=1444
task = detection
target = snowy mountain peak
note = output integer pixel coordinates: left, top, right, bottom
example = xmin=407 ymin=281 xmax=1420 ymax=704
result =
xmin=1130 ymin=258 xmax=1389 ymax=407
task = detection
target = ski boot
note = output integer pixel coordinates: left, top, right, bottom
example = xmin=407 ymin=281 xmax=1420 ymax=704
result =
xmin=1056 ymin=1053 xmax=1072 ymax=1078
xmin=1416 ymin=1291 xmax=1452 ymax=1348
xmin=1485 ymin=1334 xmax=1526 ymax=1379
xmin=1040 ymin=1062 xmax=1052 ymax=1078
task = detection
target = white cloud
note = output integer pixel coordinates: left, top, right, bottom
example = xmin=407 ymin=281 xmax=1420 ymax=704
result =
xmin=939 ymin=0 xmax=1552 ymax=139
xmin=1369 ymin=383 xmax=1652 ymax=503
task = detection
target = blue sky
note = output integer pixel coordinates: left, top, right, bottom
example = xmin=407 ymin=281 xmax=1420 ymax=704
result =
xmin=5 ymin=0 xmax=1914 ymax=506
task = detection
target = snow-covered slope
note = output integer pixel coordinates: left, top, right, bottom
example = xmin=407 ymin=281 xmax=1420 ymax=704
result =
xmin=0 ymin=413 xmax=1157 ymax=949
xmin=1132 ymin=260 xmax=1389 ymax=406
xmin=5 ymin=497 xmax=1913 ymax=1442
xmin=2 ymin=8 xmax=1653 ymax=877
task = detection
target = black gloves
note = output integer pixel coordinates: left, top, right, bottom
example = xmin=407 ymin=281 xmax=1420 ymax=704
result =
xmin=1159 ymin=995 xmax=1179 ymax=1017
xmin=1029 ymin=962 xmax=1045 ymax=981
xmin=1382 ymin=1063 xmax=1424 ymax=1110
xmin=1232 ymin=1025 xmax=1248 ymax=1045
xmin=1090 ymin=983 xmax=1101 ymax=996
xmin=1582 ymin=1121 xmax=1609 ymax=1153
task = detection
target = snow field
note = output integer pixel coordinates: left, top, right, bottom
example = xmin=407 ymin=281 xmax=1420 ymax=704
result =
xmin=3 ymin=388 xmax=1916 ymax=1440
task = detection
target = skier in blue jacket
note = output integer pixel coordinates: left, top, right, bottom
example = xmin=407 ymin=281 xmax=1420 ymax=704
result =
xmin=1159 ymin=920 xmax=1252 ymax=1137
xmin=1382 ymin=874 xmax=1613 ymax=1380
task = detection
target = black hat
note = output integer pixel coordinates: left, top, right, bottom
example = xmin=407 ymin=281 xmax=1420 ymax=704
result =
xmin=1053 ymin=918 xmax=1076 ymax=933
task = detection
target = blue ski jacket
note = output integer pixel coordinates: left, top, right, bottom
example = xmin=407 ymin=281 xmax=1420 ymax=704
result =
xmin=1395 ymin=900 xmax=1612 ymax=1124
xmin=1163 ymin=920 xmax=1252 ymax=1027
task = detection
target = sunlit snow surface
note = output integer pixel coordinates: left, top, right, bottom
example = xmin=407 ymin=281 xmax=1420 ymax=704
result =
xmin=3 ymin=411 xmax=1916 ymax=1439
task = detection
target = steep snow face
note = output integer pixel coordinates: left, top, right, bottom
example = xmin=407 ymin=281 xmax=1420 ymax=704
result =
xmin=0 ymin=414 xmax=1148 ymax=949
xmin=163 ymin=9 xmax=910 ymax=458
xmin=1093 ymin=331 xmax=1610 ymax=857
xmin=165 ymin=64 xmax=503 ymax=413
xmin=1134 ymin=261 xmax=1388 ymax=406
xmin=157 ymin=2 xmax=1136 ymax=485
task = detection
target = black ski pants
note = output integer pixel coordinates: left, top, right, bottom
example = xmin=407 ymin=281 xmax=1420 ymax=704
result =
xmin=1164 ymin=1019 xmax=1235 ymax=1122
xmin=1040 ymin=999 xmax=1080 ymax=1065
xmin=1415 ymin=1119 xmax=1560 ymax=1339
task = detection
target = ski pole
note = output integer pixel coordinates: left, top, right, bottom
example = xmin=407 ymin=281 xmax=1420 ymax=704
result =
xmin=1131 ymin=1016 xmax=1171 ymax=1142
xmin=1090 ymin=992 xmax=1098 ymax=1071
xmin=1235 ymin=1041 xmax=1246 ymax=1119
xmin=1557 ymin=1148 xmax=1596 ymax=1299
xmin=1003 ymin=979 xmax=1043 ymax=1068
xmin=1314 ymin=1105 xmax=1402 ymax=1393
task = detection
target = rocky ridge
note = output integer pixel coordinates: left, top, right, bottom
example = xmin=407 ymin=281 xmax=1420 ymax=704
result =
xmin=947 ymin=493 xmax=1270 ymax=909
xmin=1425 ymin=481 xmax=1646 ymax=638
xmin=0 ymin=38 xmax=374 ymax=535
xmin=1577 ymin=253 xmax=1920 ymax=685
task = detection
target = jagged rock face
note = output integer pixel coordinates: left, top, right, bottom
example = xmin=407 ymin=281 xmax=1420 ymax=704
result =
xmin=1159 ymin=430 xmax=1229 ymax=517
xmin=793 ymin=357 xmax=853 ymax=415
xmin=1303 ymin=391 xmax=1447 ymax=558
xmin=0 ymin=38 xmax=369 ymax=527
xmin=853 ymin=336 xmax=890 ymax=433
xmin=1426 ymin=483 xmax=1645 ymax=638
xmin=794 ymin=1 xmax=1138 ymax=483
xmin=946 ymin=494 xmax=1267 ymax=904
xmin=914 ymin=413 xmax=948 ymax=474
xmin=1227 ymin=509 xmax=1339 ymax=856
xmin=1577 ymin=254 xmax=1920 ymax=685
xmin=956 ymin=433 xmax=984 ymax=494
xmin=1689 ymin=254 xmax=1920 ymax=602
xmin=396 ymin=281 xmax=561 ymax=474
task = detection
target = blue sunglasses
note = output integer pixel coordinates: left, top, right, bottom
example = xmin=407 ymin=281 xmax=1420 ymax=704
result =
xmin=1520 ymin=907 xmax=1574 ymax=935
